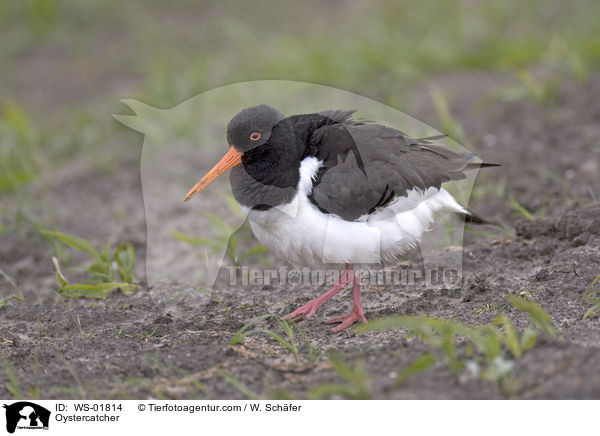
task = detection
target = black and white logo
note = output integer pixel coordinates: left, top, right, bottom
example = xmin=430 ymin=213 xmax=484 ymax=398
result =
xmin=3 ymin=402 xmax=50 ymax=434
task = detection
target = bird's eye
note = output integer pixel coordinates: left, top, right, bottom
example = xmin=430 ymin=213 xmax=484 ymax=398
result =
xmin=249 ymin=132 xmax=261 ymax=141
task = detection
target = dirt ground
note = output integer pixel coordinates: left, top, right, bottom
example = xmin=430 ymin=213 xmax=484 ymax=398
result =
xmin=1 ymin=71 xmax=599 ymax=400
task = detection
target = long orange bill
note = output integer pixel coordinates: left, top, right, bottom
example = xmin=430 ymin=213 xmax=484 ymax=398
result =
xmin=184 ymin=146 xmax=244 ymax=202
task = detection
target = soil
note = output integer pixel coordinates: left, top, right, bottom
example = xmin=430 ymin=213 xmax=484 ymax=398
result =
xmin=1 ymin=72 xmax=599 ymax=399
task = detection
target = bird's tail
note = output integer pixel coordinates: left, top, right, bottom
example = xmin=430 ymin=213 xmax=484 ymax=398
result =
xmin=459 ymin=210 xmax=501 ymax=226
xmin=465 ymin=162 xmax=501 ymax=171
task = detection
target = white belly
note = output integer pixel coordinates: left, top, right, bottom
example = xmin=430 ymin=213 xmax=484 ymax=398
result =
xmin=243 ymin=157 xmax=467 ymax=268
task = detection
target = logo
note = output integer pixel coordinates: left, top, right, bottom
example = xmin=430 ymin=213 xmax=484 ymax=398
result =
xmin=3 ymin=402 xmax=50 ymax=434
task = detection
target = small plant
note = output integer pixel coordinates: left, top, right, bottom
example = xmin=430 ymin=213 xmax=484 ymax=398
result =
xmin=583 ymin=274 xmax=600 ymax=319
xmin=0 ymin=268 xmax=24 ymax=308
xmin=474 ymin=304 xmax=496 ymax=315
xmin=508 ymin=196 xmax=536 ymax=220
xmin=0 ymin=101 xmax=39 ymax=193
xmin=507 ymin=295 xmax=554 ymax=338
xmin=13 ymin=208 xmax=70 ymax=264
xmin=0 ymin=295 xmax=22 ymax=310
xmin=429 ymin=86 xmax=472 ymax=150
xmin=134 ymin=328 xmax=157 ymax=341
xmin=230 ymin=313 xmax=316 ymax=362
xmin=172 ymin=194 xmax=268 ymax=266
xmin=2 ymin=359 xmax=22 ymax=399
xmin=219 ymin=369 xmax=297 ymax=400
xmin=490 ymin=69 xmax=569 ymax=106
xmin=43 ymin=231 xmax=138 ymax=299
xmin=219 ymin=372 xmax=261 ymax=400
xmin=396 ymin=353 xmax=437 ymax=385
xmin=515 ymin=70 xmax=558 ymax=105
xmin=357 ymin=296 xmax=554 ymax=394
xmin=309 ymin=354 xmax=371 ymax=400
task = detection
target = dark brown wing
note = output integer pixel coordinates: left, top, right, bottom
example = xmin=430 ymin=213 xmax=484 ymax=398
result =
xmin=307 ymin=121 xmax=478 ymax=221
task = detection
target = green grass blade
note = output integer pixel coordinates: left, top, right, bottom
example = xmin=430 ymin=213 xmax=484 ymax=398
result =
xmin=495 ymin=315 xmax=521 ymax=358
xmin=509 ymin=296 xmax=554 ymax=338
xmin=219 ymin=372 xmax=260 ymax=400
xmin=59 ymin=282 xmax=137 ymax=299
xmin=583 ymin=304 xmax=599 ymax=320
xmin=2 ymin=359 xmax=22 ymax=398
xmin=52 ymin=256 xmax=69 ymax=287
xmin=229 ymin=314 xmax=273 ymax=345
xmin=114 ymin=243 xmax=136 ymax=283
xmin=329 ymin=354 xmax=358 ymax=384
xmin=0 ymin=268 xmax=19 ymax=290
xmin=241 ymin=244 xmax=269 ymax=260
xmin=519 ymin=328 xmax=538 ymax=351
xmin=0 ymin=295 xmax=22 ymax=310
xmin=171 ymin=231 xmax=221 ymax=249
xmin=203 ymin=211 xmax=233 ymax=237
xmin=396 ymin=353 xmax=437 ymax=385
xmin=222 ymin=194 xmax=245 ymax=218
xmin=277 ymin=318 xmax=295 ymax=341
xmin=261 ymin=330 xmax=295 ymax=353
xmin=508 ymin=197 xmax=535 ymax=220
xmin=583 ymin=274 xmax=600 ymax=300
xmin=308 ymin=383 xmax=360 ymax=400
xmin=42 ymin=231 xmax=102 ymax=261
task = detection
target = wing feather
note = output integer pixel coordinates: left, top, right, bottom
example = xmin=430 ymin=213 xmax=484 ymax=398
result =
xmin=307 ymin=120 xmax=478 ymax=221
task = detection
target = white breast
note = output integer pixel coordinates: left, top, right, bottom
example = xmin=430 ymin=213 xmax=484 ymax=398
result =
xmin=244 ymin=157 xmax=467 ymax=268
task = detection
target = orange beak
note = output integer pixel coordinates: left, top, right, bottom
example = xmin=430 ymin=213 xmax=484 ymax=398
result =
xmin=184 ymin=146 xmax=244 ymax=202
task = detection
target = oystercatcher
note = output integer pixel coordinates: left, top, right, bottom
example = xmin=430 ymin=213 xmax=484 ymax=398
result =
xmin=184 ymin=105 xmax=496 ymax=331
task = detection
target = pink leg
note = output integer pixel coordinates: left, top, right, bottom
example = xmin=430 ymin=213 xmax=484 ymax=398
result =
xmin=325 ymin=271 xmax=367 ymax=332
xmin=283 ymin=266 xmax=352 ymax=322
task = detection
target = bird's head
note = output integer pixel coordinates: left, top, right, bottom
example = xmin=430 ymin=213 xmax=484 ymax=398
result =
xmin=184 ymin=104 xmax=285 ymax=202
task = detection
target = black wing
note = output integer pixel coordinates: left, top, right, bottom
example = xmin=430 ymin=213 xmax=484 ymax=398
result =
xmin=306 ymin=119 xmax=479 ymax=221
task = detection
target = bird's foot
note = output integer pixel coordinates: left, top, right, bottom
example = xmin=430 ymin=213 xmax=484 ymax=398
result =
xmin=283 ymin=267 xmax=354 ymax=323
xmin=325 ymin=309 xmax=367 ymax=332
xmin=282 ymin=299 xmax=324 ymax=322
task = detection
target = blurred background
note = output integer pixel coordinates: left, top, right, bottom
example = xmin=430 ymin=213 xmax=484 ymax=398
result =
xmin=1 ymin=0 xmax=600 ymax=400
xmin=1 ymin=0 xmax=600 ymax=296
xmin=1 ymin=0 xmax=599 ymax=295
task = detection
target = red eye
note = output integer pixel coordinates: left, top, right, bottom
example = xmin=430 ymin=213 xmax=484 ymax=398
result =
xmin=249 ymin=132 xmax=261 ymax=141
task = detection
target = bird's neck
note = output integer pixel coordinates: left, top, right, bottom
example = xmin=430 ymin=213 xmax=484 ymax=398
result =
xmin=229 ymin=114 xmax=339 ymax=210
xmin=242 ymin=118 xmax=307 ymax=188
xmin=242 ymin=145 xmax=301 ymax=188
xmin=229 ymin=122 xmax=307 ymax=210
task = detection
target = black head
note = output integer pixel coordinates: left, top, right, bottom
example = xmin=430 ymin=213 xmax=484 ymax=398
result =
xmin=226 ymin=105 xmax=285 ymax=152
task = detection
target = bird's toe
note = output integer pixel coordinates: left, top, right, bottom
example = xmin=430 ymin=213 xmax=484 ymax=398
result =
xmin=327 ymin=311 xmax=367 ymax=332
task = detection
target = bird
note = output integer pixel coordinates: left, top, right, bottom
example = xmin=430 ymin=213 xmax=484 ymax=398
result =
xmin=184 ymin=105 xmax=497 ymax=331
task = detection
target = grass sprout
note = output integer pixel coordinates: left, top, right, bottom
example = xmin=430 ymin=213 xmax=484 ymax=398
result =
xmin=219 ymin=372 xmax=261 ymax=400
xmin=0 ymin=268 xmax=24 ymax=307
xmin=396 ymin=353 xmax=437 ymax=385
xmin=429 ymin=86 xmax=472 ymax=150
xmin=508 ymin=295 xmax=554 ymax=338
xmin=583 ymin=274 xmax=600 ymax=319
xmin=172 ymin=194 xmax=268 ymax=266
xmin=0 ymin=296 xmax=23 ymax=310
xmin=2 ymin=359 xmax=23 ymax=399
xmin=0 ymin=101 xmax=39 ymax=193
xmin=508 ymin=196 xmax=536 ymax=220
xmin=357 ymin=296 xmax=554 ymax=393
xmin=43 ymin=230 xmax=138 ymax=299
xmin=230 ymin=313 xmax=316 ymax=362
xmin=309 ymin=354 xmax=371 ymax=400
xmin=14 ymin=208 xmax=70 ymax=264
